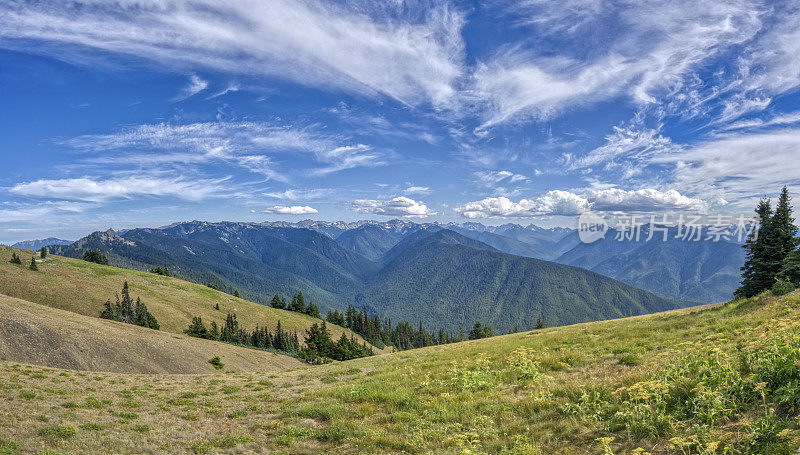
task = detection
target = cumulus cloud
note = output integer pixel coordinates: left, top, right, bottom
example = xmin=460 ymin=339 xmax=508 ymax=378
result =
xmin=348 ymin=196 xmax=436 ymax=218
xmin=11 ymin=176 xmax=225 ymax=202
xmin=260 ymin=205 xmax=318 ymax=215
xmin=588 ymin=188 xmax=707 ymax=212
xmin=0 ymin=0 xmax=465 ymax=108
xmin=455 ymin=188 xmax=706 ymax=218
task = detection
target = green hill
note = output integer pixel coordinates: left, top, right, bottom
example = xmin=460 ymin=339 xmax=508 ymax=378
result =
xmin=1 ymin=289 xmax=799 ymax=453
xmin=0 ymin=245 xmax=378 ymax=350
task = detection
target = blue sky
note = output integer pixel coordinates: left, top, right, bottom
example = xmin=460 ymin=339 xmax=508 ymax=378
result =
xmin=1 ymin=0 xmax=800 ymax=242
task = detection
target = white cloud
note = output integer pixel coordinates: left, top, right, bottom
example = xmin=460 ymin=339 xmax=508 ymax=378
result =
xmin=263 ymin=188 xmax=332 ymax=201
xmin=65 ymin=121 xmax=383 ymax=178
xmin=588 ymin=188 xmax=707 ymax=212
xmin=651 ymin=128 xmax=800 ymax=205
xmin=0 ymin=201 xmax=93 ymax=222
xmin=404 ymin=185 xmax=431 ymax=195
xmin=455 ymin=188 xmax=706 ymax=218
xmin=260 ymin=205 xmax=318 ymax=215
xmin=348 ymin=196 xmax=436 ymax=218
xmin=11 ymin=176 xmax=224 ymax=202
xmin=573 ymin=125 xmax=679 ymax=173
xmin=208 ymin=82 xmax=240 ymax=99
xmin=0 ymin=0 xmax=465 ymax=108
xmin=456 ymin=191 xmax=589 ymax=218
xmin=175 ymin=74 xmax=208 ymax=100
xmin=721 ymin=111 xmax=800 ymax=131
xmin=474 ymin=170 xmax=528 ymax=186
xmin=473 ymin=0 xmax=764 ymax=129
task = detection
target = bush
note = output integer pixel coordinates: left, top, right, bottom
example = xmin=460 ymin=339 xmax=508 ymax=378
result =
xmin=771 ymin=279 xmax=795 ymax=296
xmin=38 ymin=425 xmax=76 ymax=439
xmin=208 ymin=356 xmax=224 ymax=370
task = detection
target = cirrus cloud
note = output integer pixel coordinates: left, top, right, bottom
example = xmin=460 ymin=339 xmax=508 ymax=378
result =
xmin=10 ymin=176 xmax=226 ymax=202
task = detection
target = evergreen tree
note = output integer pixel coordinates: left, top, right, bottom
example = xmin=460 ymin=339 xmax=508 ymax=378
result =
xmin=536 ymin=317 xmax=544 ymax=330
xmin=208 ymin=321 xmax=220 ymax=340
xmin=149 ymin=266 xmax=171 ymax=276
xmin=185 ymin=316 xmax=209 ymax=338
xmin=736 ymin=199 xmax=774 ymax=298
xmin=270 ymin=294 xmax=285 ymax=309
xmin=766 ymin=187 xmax=800 ymax=283
xmin=40 ymin=246 xmax=47 ymax=259
xmin=288 ymin=292 xmax=306 ymax=312
xmin=100 ymin=299 xmax=116 ymax=320
xmin=9 ymin=252 xmax=21 ymax=264
xmin=233 ymin=289 xmax=240 ymax=298
xmin=82 ymin=249 xmax=108 ymax=265
xmin=214 ymin=302 xmax=220 ymax=311
xmin=305 ymin=302 xmax=321 ymax=319
xmin=468 ymin=321 xmax=493 ymax=340
xmin=29 ymin=256 xmax=38 ymax=271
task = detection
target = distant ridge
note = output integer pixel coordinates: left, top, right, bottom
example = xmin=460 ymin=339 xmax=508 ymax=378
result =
xmin=11 ymin=237 xmax=72 ymax=251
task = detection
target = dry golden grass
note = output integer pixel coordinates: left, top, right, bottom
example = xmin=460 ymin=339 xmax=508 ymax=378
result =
xmin=0 ymin=293 xmax=305 ymax=373
xmin=0 ymin=245 xmax=382 ymax=352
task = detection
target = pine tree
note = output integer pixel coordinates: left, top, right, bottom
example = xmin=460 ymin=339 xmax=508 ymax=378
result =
xmin=40 ymin=246 xmax=47 ymax=259
xmin=736 ymin=199 xmax=774 ymax=298
xmin=185 ymin=316 xmax=209 ymax=338
xmin=233 ymin=289 xmax=240 ymax=298
xmin=82 ymin=249 xmax=108 ymax=265
xmin=766 ymin=187 xmax=800 ymax=281
xmin=214 ymin=302 xmax=220 ymax=311
xmin=209 ymin=321 xmax=220 ymax=340
xmin=100 ymin=299 xmax=116 ymax=320
xmin=270 ymin=294 xmax=285 ymax=309
xmin=9 ymin=252 xmax=21 ymax=264
xmin=305 ymin=302 xmax=321 ymax=319
xmin=29 ymin=257 xmax=38 ymax=271
xmin=536 ymin=317 xmax=544 ymax=330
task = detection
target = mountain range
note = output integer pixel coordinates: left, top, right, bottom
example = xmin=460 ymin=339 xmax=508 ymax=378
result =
xmin=49 ymin=221 xmax=689 ymax=333
xmin=11 ymin=237 xmax=72 ymax=251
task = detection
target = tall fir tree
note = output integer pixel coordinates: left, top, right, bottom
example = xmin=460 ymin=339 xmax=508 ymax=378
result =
xmin=736 ymin=199 xmax=774 ymax=298
xmin=40 ymin=246 xmax=47 ymax=259
xmin=29 ymin=257 xmax=38 ymax=271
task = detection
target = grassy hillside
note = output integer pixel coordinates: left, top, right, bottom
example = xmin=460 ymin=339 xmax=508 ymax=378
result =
xmin=3 ymin=290 xmax=799 ymax=453
xmin=0 ymin=293 xmax=304 ymax=373
xmin=0 ymin=246 xmax=375 ymax=349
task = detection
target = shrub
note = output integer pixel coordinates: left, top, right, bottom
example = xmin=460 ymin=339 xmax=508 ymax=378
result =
xmin=38 ymin=425 xmax=76 ymax=439
xmin=771 ymin=279 xmax=795 ymax=296
xmin=80 ymin=423 xmax=105 ymax=431
xmin=208 ymin=356 xmax=224 ymax=370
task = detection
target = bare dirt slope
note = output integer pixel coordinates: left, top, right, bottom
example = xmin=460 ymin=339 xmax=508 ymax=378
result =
xmin=0 ymin=293 xmax=305 ymax=373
